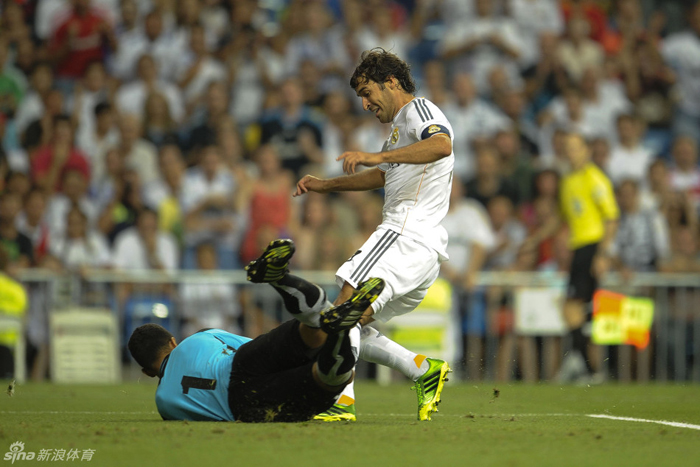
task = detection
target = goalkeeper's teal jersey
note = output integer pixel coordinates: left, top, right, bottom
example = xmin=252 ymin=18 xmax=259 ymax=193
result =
xmin=155 ymin=329 xmax=252 ymax=421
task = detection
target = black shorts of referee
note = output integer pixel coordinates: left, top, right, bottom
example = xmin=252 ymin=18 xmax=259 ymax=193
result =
xmin=567 ymin=242 xmax=599 ymax=307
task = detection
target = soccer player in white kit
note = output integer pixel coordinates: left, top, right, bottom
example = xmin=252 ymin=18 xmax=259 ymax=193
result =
xmin=294 ymin=49 xmax=454 ymax=421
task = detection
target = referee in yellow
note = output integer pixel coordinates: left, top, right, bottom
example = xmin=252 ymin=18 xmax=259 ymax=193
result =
xmin=529 ymin=132 xmax=619 ymax=382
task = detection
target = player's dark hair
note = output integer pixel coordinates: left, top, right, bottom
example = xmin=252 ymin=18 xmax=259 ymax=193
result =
xmin=94 ymin=101 xmax=111 ymax=117
xmin=350 ymin=48 xmax=416 ymax=94
xmin=128 ymin=323 xmax=174 ymax=370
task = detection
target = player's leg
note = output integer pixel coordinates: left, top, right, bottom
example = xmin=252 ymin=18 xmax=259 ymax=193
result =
xmin=324 ymin=232 xmax=451 ymax=420
xmin=246 ymin=238 xmax=332 ymax=328
xmin=228 ymin=279 xmax=383 ymax=422
xmin=559 ymin=243 xmax=599 ymax=382
xmin=360 ymin=294 xmax=451 ymax=421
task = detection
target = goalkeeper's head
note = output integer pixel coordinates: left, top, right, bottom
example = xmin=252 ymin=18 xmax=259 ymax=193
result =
xmin=128 ymin=323 xmax=177 ymax=377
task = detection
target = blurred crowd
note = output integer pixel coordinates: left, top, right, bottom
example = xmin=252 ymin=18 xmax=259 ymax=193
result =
xmin=1 ymin=0 xmax=700 ymax=379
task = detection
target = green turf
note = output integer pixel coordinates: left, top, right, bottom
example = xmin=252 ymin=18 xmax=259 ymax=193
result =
xmin=1 ymin=380 xmax=698 ymax=467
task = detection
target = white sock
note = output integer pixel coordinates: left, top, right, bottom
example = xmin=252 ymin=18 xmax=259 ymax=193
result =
xmin=359 ymin=326 xmax=429 ymax=381
xmin=335 ymin=379 xmax=356 ymax=406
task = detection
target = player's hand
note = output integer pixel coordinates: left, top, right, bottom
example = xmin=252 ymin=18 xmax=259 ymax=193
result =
xmin=336 ymin=151 xmax=382 ymax=174
xmin=293 ymin=174 xmax=325 ymax=197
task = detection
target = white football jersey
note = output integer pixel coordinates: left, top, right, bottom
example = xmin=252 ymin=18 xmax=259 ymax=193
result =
xmin=377 ymin=97 xmax=455 ymax=261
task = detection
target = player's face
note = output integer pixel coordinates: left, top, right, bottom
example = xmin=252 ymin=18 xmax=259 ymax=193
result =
xmin=564 ymin=134 xmax=590 ymax=169
xmin=355 ymin=79 xmax=395 ymax=124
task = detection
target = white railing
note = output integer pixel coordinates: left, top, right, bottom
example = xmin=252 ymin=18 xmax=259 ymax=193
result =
xmin=11 ymin=269 xmax=700 ymax=383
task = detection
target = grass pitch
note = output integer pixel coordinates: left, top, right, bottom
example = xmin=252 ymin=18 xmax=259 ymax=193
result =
xmin=1 ymin=380 xmax=698 ymax=467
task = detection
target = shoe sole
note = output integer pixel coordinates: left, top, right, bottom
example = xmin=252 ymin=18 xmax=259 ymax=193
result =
xmin=313 ymin=413 xmax=357 ymax=422
xmin=418 ymin=361 xmax=451 ymax=421
xmin=245 ymin=239 xmax=295 ymax=283
xmin=320 ymin=278 xmax=385 ymax=333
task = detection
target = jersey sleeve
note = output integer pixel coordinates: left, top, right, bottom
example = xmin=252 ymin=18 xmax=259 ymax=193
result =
xmin=590 ymin=170 xmax=619 ymax=221
xmin=406 ymin=99 xmax=452 ymax=142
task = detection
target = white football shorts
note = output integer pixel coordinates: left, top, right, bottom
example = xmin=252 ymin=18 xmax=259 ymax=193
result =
xmin=335 ymin=227 xmax=440 ymax=322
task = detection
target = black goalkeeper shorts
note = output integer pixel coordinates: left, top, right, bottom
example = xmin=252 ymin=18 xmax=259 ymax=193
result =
xmin=228 ymin=319 xmax=339 ymax=422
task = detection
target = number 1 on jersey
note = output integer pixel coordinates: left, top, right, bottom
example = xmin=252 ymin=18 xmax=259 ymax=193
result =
xmin=181 ymin=376 xmax=217 ymax=394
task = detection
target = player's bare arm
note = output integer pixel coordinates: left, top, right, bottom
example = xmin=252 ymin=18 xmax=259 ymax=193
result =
xmin=293 ymin=168 xmax=385 ymax=197
xmin=337 ymin=134 xmax=452 ymax=174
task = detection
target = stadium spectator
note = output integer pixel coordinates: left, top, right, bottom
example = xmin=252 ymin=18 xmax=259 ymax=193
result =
xmin=13 ymin=62 xmax=54 ymax=138
xmin=466 ymin=146 xmax=519 ymax=208
xmin=116 ymin=54 xmax=184 ymax=124
xmin=283 ymin=3 xmax=349 ymax=88
xmin=420 ymin=60 xmax=451 ymax=110
xmin=522 ymin=32 xmax=568 ymax=115
xmin=142 ymin=92 xmax=178 ymax=150
xmin=578 ymin=67 xmax=632 ymax=142
xmin=143 ymin=144 xmax=186 ymax=241
xmin=556 ymin=15 xmax=604 ymax=84
xmin=16 ymin=188 xmax=51 ymax=264
xmin=77 ymin=101 xmax=119 ymax=192
xmin=293 ymin=192 xmax=337 ymax=271
xmin=660 ymin=226 xmax=700 ymax=273
xmin=640 ymin=159 xmax=674 ymax=212
xmin=439 ymin=0 xmax=522 ymax=95
xmin=48 ymin=205 xmax=112 ymax=274
xmin=495 ymin=128 xmax=536 ymax=203
xmin=320 ymin=91 xmax=357 ymax=178
xmin=112 ymin=206 xmax=179 ymax=313
xmin=222 ymin=25 xmax=285 ymax=128
xmin=607 ymin=113 xmax=655 ymax=186
xmin=30 ymin=114 xmax=90 ymax=194
xmin=0 ymin=1 xmax=31 ymax=49
xmin=0 ymin=190 xmax=33 ymax=271
xmin=611 ymin=179 xmax=671 ymax=276
xmin=257 ymin=77 xmax=324 ymax=177
xmin=116 ymin=113 xmax=159 ymax=186
xmin=4 ymin=171 xmax=30 ymax=199
xmin=485 ymin=195 xmax=528 ymax=271
xmin=111 ymin=10 xmax=179 ymax=83
xmin=509 ymin=0 xmax=564 ymax=68
xmin=45 ymin=169 xmax=98 ymax=239
xmin=97 ymin=168 xmax=146 ymax=243
xmin=668 ymin=136 xmax=700 ymax=209
xmin=46 ymin=0 xmax=116 ymax=86
xmin=496 ymin=89 xmax=540 ymax=155
xmin=71 ymin=61 xmax=113 ymax=157
xmin=180 ymin=144 xmax=244 ymax=269
xmin=660 ymin=1 xmax=700 ymax=144
xmin=0 ymin=37 xmax=25 ymax=121
xmin=111 ymin=207 xmax=177 ymax=268
xmin=179 ymin=242 xmax=242 ymax=338
xmin=560 ymin=0 xmax=608 ymax=43
xmin=175 ymin=23 xmax=227 ymax=111
xmin=443 ymin=73 xmax=510 ymax=181
xmin=185 ymin=81 xmax=230 ymax=158
xmin=240 ymin=145 xmax=296 ymax=264
xmin=92 ymin=147 xmax=124 ymax=213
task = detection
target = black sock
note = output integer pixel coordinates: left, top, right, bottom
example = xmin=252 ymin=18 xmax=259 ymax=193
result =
xmin=571 ymin=327 xmax=595 ymax=374
xmin=316 ymin=330 xmax=355 ymax=386
xmin=271 ymin=274 xmax=322 ymax=314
